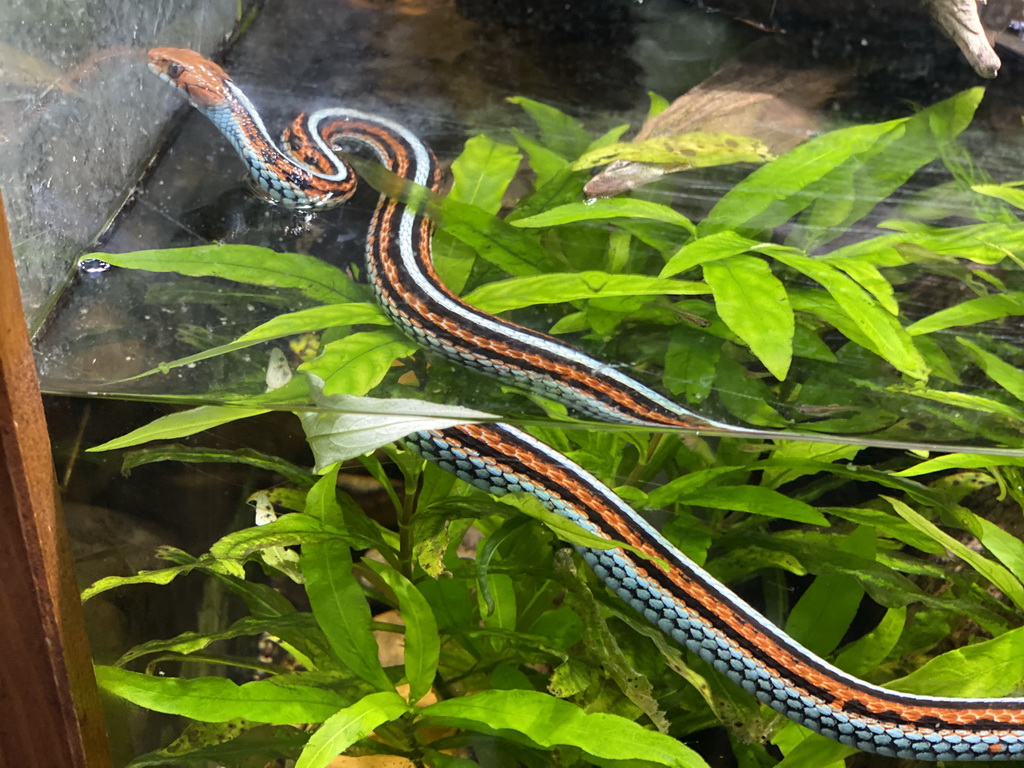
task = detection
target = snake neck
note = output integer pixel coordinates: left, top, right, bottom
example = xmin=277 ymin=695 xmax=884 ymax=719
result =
xmin=201 ymin=81 xmax=355 ymax=209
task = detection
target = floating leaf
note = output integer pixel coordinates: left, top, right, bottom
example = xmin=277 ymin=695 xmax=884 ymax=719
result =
xmin=85 ymin=246 xmax=361 ymax=304
xmin=573 ymin=131 xmax=772 ymax=171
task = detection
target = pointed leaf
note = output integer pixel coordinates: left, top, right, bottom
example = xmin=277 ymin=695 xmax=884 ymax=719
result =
xmin=85 ymin=246 xmax=361 ymax=304
xmin=303 ymin=539 xmax=392 ymax=691
xmin=420 ymin=689 xmax=709 ymax=767
xmin=95 ymin=666 xmax=347 ymax=723
xmin=295 ymin=691 xmax=407 ymax=768
xmin=703 ymin=254 xmax=793 ymax=380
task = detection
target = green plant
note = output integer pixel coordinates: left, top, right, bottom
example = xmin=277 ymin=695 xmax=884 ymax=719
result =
xmin=85 ymin=89 xmax=1024 ymax=767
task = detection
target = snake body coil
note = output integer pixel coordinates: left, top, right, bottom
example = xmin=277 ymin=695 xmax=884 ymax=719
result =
xmin=148 ymin=47 xmax=1024 ymax=761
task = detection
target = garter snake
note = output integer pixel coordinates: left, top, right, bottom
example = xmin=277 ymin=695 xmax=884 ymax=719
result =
xmin=148 ymin=47 xmax=1024 ymax=761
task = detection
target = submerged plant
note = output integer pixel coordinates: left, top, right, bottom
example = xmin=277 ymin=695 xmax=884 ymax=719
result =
xmin=84 ymin=89 xmax=1024 ymax=767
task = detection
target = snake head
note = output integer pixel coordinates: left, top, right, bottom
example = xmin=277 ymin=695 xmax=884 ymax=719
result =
xmin=147 ymin=48 xmax=233 ymax=109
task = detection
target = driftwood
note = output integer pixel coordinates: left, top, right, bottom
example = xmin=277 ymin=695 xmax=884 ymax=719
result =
xmin=585 ymin=41 xmax=849 ymax=198
xmin=585 ymin=0 xmax=1019 ymax=198
xmin=926 ymin=0 xmax=1002 ymax=77
xmin=697 ymin=0 xmax=1004 ymax=78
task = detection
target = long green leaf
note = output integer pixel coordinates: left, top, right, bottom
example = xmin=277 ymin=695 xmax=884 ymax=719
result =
xmin=434 ymin=136 xmax=522 ymax=292
xmin=126 ymin=724 xmax=307 ymax=767
xmin=508 ymin=96 xmax=591 ymax=160
xmin=763 ymin=248 xmax=927 ymax=379
xmin=125 ymin=303 xmax=386 ymax=381
xmin=957 ymin=338 xmax=1024 ymax=402
xmin=972 ymin=182 xmax=1024 ymax=210
xmin=299 ymin=378 xmax=496 ymax=470
xmin=703 ymin=119 xmax=905 ymax=234
xmin=303 ymin=539 xmax=392 ymax=690
xmin=883 ymin=496 xmax=1024 ymax=610
xmin=299 ymin=330 xmax=419 ymax=396
xmin=441 ymin=197 xmax=562 ymax=276
xmin=82 ymin=561 xmax=205 ymax=601
xmin=887 ymin=626 xmax=1024 ymax=697
xmin=790 ymin=89 xmax=982 ymax=250
xmin=117 ymin=614 xmax=323 ymax=665
xmin=670 ymin=486 xmax=829 ymax=526
xmin=121 ymin=445 xmax=314 ymax=486
xmin=95 ymin=666 xmax=346 ymax=723
xmin=660 ymin=231 xmax=759 ymax=277
xmin=887 ymin=387 xmax=1024 ymax=422
xmin=420 ymin=689 xmax=710 ymax=767
xmin=449 ymin=135 xmax=522 ymax=214
xmin=209 ymin=514 xmax=356 ymax=561
xmin=364 ymin=561 xmax=440 ymax=704
xmin=295 ymin=691 xmax=407 ymax=768
xmin=464 ymin=271 xmax=707 ymax=314
xmin=88 ymin=406 xmax=270 ymax=452
xmin=512 ymin=128 xmax=568 ymax=190
xmin=892 ymin=453 xmax=1024 ymax=477
xmin=825 ymin=223 xmax=1024 ymax=267
xmin=907 ymin=292 xmax=1024 ymax=335
xmin=86 ymin=246 xmax=361 ymax=304
xmin=511 ymin=198 xmax=694 ymax=231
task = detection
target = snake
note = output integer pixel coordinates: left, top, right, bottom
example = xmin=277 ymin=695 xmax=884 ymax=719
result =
xmin=147 ymin=47 xmax=1024 ymax=761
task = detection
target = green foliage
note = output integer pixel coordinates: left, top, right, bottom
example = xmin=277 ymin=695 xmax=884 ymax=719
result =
xmin=87 ymin=427 xmax=1024 ymax=766
xmin=84 ymin=87 xmax=1024 ymax=449
xmin=84 ymin=89 xmax=1024 ymax=766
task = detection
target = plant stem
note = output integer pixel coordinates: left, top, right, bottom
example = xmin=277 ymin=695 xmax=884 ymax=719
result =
xmin=398 ymin=471 xmax=422 ymax=579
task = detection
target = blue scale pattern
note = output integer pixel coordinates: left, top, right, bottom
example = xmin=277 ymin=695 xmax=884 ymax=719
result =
xmin=404 ymin=428 xmax=1024 ymax=761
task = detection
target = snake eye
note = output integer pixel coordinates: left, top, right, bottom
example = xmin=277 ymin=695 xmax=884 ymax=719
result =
xmin=166 ymin=61 xmax=185 ymax=80
xmin=289 ymin=135 xmax=303 ymax=153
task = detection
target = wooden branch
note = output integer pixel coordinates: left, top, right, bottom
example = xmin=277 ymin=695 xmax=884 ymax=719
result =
xmin=0 ymin=192 xmax=111 ymax=767
xmin=925 ymin=0 xmax=1001 ymax=78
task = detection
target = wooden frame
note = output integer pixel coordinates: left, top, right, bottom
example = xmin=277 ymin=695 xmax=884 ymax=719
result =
xmin=0 ymin=192 xmax=111 ymax=767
